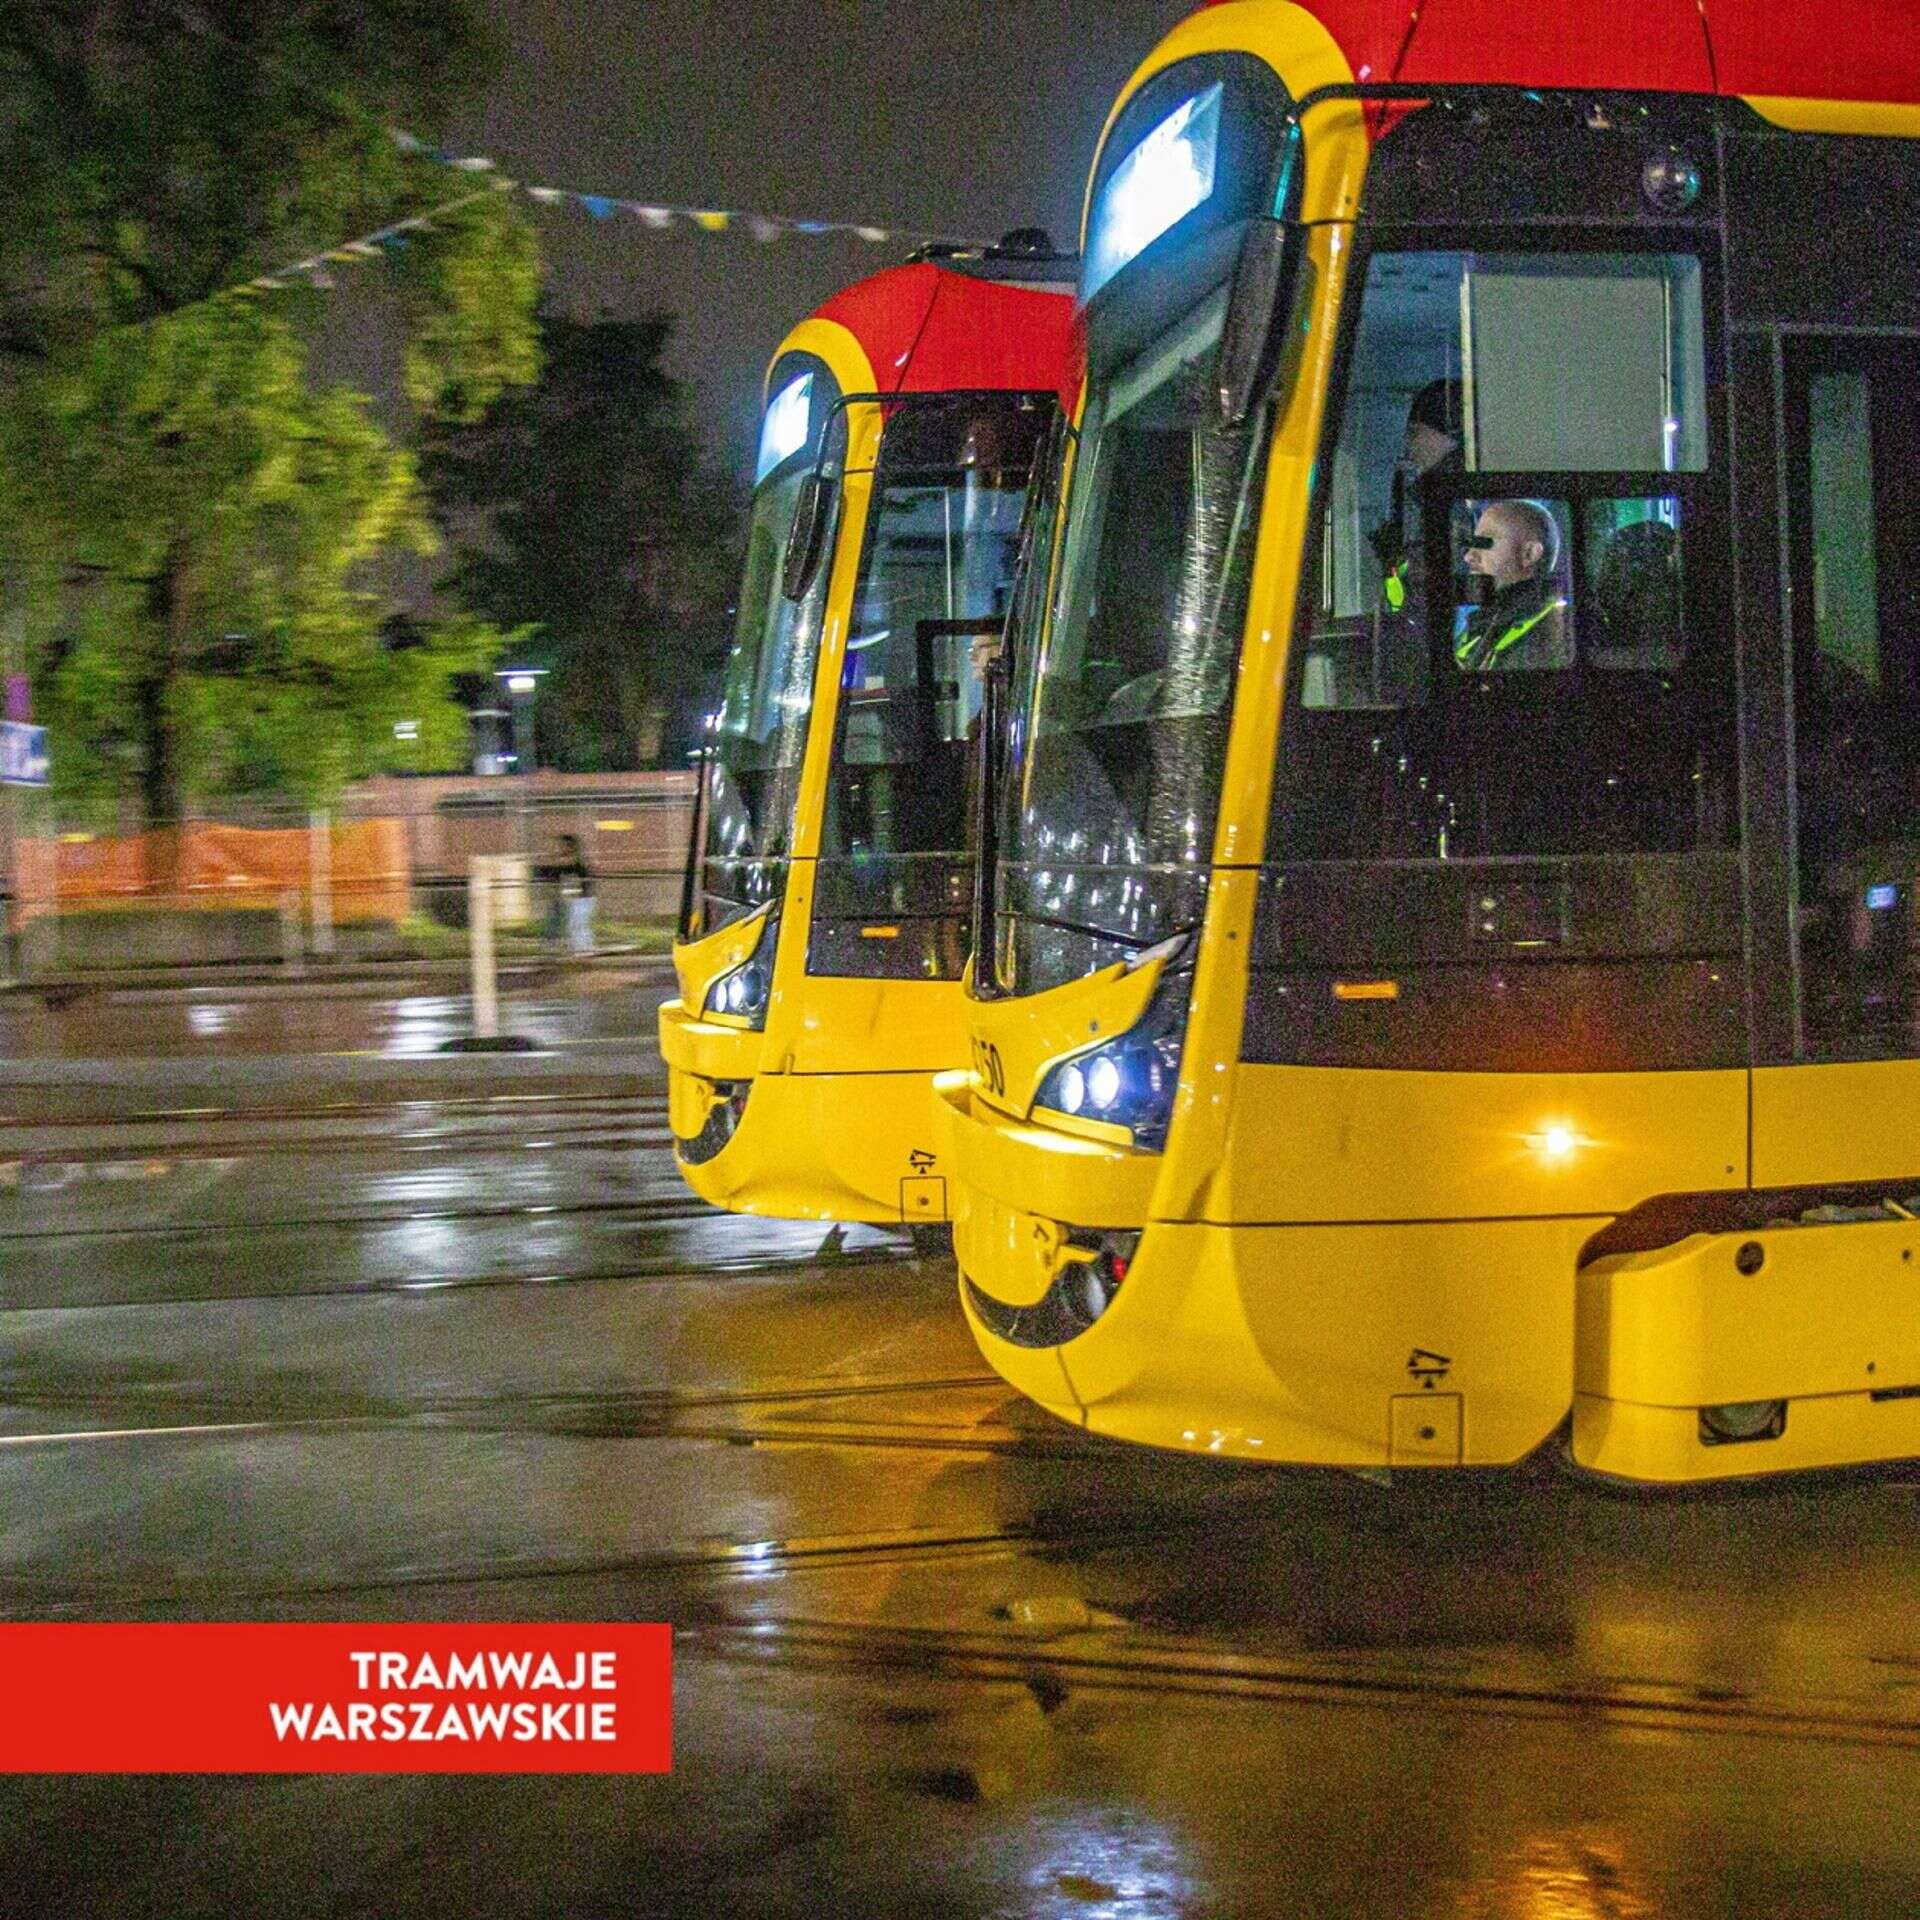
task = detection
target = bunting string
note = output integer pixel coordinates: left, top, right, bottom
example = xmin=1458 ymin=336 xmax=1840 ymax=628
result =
xmin=229 ymin=181 xmax=511 ymax=296
xmin=225 ymin=128 xmax=992 ymax=302
xmin=389 ymin=128 xmax=988 ymax=250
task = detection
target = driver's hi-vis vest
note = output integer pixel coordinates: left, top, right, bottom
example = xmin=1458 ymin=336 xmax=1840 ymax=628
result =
xmin=1453 ymin=592 xmax=1569 ymax=672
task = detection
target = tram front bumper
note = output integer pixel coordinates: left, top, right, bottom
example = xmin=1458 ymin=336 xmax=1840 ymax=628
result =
xmin=662 ymin=1001 xmax=957 ymax=1224
xmin=941 ymin=1073 xmax=1587 ymax=1469
xmin=658 ymin=997 xmax=762 ymax=1183
xmin=940 ymin=1069 xmax=1172 ymax=1434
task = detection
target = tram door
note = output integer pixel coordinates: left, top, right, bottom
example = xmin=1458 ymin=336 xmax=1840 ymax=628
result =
xmin=1753 ymin=337 xmax=1920 ymax=1186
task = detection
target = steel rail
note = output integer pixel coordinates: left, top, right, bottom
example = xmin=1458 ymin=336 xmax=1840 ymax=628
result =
xmin=0 ymin=1236 xmax=916 ymax=1317
xmin=0 ymin=1191 xmax=719 ymax=1246
xmin=0 ymin=1088 xmax=671 ymax=1132
xmin=696 ymin=1616 xmax=1920 ymax=1755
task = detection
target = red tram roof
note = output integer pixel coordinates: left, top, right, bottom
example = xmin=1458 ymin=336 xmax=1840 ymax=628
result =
xmin=1202 ymin=0 xmax=1920 ymax=108
xmin=812 ymin=262 xmax=1073 ymax=398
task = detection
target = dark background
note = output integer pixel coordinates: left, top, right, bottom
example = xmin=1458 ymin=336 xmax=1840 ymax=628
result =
xmin=455 ymin=1 xmax=1189 ymax=470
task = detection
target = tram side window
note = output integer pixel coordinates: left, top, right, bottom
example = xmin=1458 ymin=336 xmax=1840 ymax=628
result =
xmin=1788 ymin=344 xmax=1920 ymax=1055
xmin=1300 ymin=249 xmax=1705 ymax=710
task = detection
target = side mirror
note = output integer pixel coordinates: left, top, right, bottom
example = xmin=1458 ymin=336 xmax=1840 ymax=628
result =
xmin=781 ymin=470 xmax=838 ymax=601
xmin=1215 ymin=219 xmax=1297 ymax=428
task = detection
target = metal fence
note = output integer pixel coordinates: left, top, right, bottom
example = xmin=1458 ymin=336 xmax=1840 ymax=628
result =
xmin=0 ymin=771 xmax=697 ymax=975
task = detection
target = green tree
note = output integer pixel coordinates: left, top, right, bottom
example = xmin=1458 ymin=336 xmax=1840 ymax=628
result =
xmin=0 ymin=1 xmax=543 ymax=815
xmin=12 ymin=300 xmax=526 ymax=810
xmin=424 ymin=313 xmax=738 ymax=772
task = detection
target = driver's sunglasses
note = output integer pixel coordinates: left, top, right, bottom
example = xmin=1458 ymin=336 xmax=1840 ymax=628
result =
xmin=1462 ymin=534 xmax=1495 ymax=551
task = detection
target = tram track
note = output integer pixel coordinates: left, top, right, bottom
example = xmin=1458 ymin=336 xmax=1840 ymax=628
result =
xmin=0 ymin=1517 xmax=1116 ymax=1613
xmin=0 ymin=1189 xmax=721 ymax=1245
xmin=7 ymin=1510 xmax=1918 ymax=1755
xmin=0 ymin=1082 xmax=668 ymax=1136
xmin=695 ymin=1615 xmax=1920 ymax=1755
xmin=0 ymin=1117 xmax=670 ymax=1172
xmin=0 ymin=1088 xmax=670 ymax=1139
xmin=0 ymin=1231 xmax=918 ymax=1316
xmin=0 ymin=1369 xmax=1006 ymax=1439
xmin=0 ymin=1376 xmax=1073 ymax=1573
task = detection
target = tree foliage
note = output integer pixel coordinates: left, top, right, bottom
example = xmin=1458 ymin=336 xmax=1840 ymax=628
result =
xmin=424 ymin=313 xmax=738 ymax=772
xmin=0 ymin=1 xmax=494 ymax=353
xmin=10 ymin=301 xmax=528 ymax=808
xmin=0 ymin=1 xmax=544 ymax=813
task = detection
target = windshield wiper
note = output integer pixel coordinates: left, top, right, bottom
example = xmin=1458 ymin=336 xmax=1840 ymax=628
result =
xmin=991 ymin=906 xmax=1192 ymax=954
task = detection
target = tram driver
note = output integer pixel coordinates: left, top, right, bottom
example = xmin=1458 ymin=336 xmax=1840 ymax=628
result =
xmin=1453 ymin=498 xmax=1573 ymax=673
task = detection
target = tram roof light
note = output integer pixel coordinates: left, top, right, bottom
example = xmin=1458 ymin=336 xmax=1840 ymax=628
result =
xmin=756 ymin=371 xmax=814 ymax=482
xmin=1082 ymin=82 xmax=1222 ymax=302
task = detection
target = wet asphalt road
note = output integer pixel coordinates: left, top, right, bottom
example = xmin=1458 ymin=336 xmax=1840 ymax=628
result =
xmin=0 ymin=973 xmax=1917 ymax=1917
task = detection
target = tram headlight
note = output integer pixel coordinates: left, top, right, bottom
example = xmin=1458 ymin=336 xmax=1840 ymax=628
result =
xmin=1086 ymin=1055 xmax=1122 ymax=1112
xmin=1032 ymin=937 xmax=1193 ymax=1151
xmin=703 ymin=912 xmax=777 ymax=1030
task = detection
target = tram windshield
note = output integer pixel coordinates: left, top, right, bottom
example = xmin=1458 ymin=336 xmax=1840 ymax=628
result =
xmin=823 ymin=395 xmax=1048 ymax=866
xmin=995 ymin=285 xmax=1270 ymax=992
xmin=704 ymin=361 xmax=841 ymax=916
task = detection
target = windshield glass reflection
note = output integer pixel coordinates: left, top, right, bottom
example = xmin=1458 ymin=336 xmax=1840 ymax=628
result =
xmin=997 ymin=288 xmax=1270 ymax=993
xmin=703 ymin=362 xmax=840 ymax=922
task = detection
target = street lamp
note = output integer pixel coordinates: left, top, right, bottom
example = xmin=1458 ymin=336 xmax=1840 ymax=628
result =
xmin=494 ymin=668 xmax=548 ymax=775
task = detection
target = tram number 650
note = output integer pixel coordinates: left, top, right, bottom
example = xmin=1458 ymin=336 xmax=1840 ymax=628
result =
xmin=971 ymin=1038 xmax=1006 ymax=1097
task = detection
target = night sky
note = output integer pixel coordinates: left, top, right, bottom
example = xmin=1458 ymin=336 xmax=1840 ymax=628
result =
xmin=456 ymin=1 xmax=1190 ymax=473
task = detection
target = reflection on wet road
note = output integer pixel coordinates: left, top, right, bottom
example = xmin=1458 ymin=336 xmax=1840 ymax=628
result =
xmin=0 ymin=969 xmax=663 ymax=1060
xmin=0 ymin=998 xmax=1916 ymax=1915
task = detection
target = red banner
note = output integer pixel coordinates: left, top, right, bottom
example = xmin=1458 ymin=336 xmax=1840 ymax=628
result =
xmin=0 ymin=1625 xmax=672 ymax=1773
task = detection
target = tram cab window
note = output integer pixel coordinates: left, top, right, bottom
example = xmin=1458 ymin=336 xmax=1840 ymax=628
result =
xmin=706 ymin=358 xmax=843 ymax=901
xmin=1301 ymin=249 xmax=1706 ymax=711
xmin=824 ymin=399 xmax=1040 ymax=865
xmin=1447 ymin=497 xmax=1575 ymax=674
xmin=1787 ymin=341 xmax=1920 ymax=1056
xmin=1582 ymin=497 xmax=1687 ymax=671
xmin=1280 ymin=248 xmax=1728 ymax=865
xmin=1021 ymin=285 xmax=1263 ymax=869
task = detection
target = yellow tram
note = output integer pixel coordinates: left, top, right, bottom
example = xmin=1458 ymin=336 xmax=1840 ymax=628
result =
xmin=661 ymin=248 xmax=1072 ymax=1228
xmin=946 ymin=0 xmax=1920 ymax=1481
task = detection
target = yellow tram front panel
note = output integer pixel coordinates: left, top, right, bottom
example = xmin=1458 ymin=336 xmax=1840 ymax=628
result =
xmin=671 ymin=1057 xmax=959 ymax=1224
xmin=717 ymin=970 xmax=970 ymax=1225
xmin=949 ymin=1050 xmax=1749 ymax=1468
xmin=1751 ymin=1061 xmax=1920 ymax=1191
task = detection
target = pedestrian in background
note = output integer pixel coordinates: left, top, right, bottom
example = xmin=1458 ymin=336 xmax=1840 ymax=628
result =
xmin=540 ymin=833 xmax=596 ymax=955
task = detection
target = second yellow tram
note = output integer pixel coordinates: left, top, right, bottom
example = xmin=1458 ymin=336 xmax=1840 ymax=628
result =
xmin=946 ymin=0 xmax=1920 ymax=1482
xmin=661 ymin=248 xmax=1072 ymax=1228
